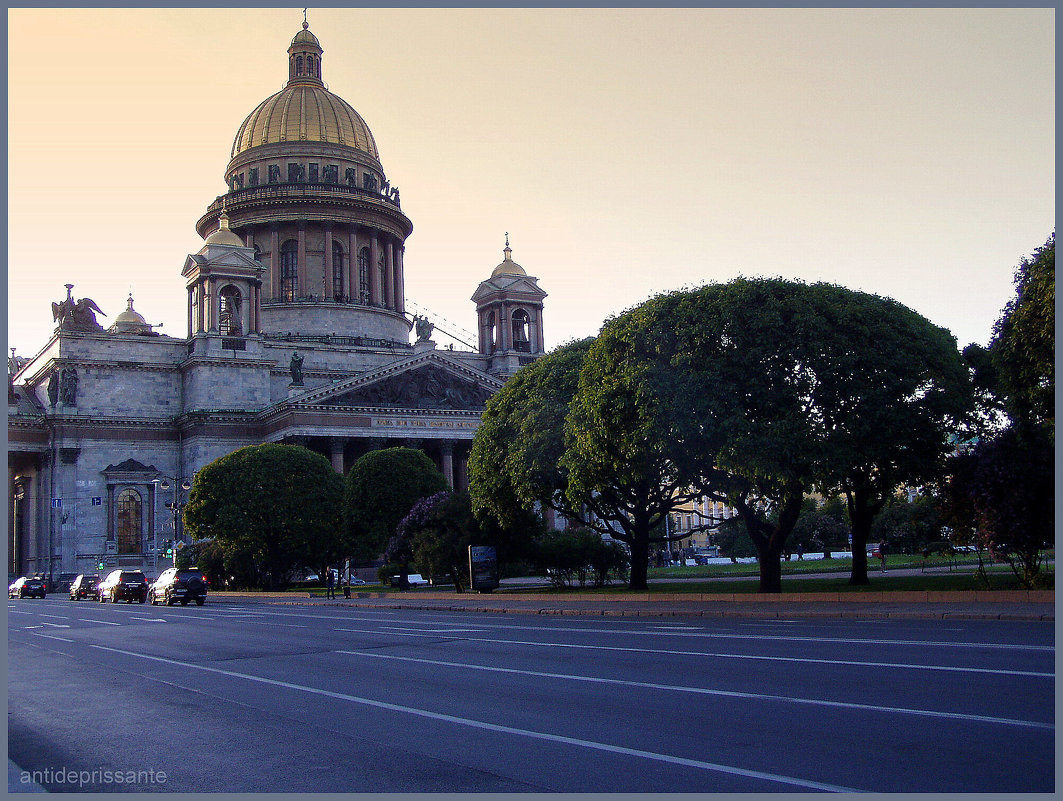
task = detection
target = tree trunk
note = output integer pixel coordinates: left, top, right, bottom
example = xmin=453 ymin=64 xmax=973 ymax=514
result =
xmin=628 ymin=536 xmax=650 ymax=590
xmin=847 ymin=488 xmax=876 ymax=586
xmin=755 ymin=542 xmax=783 ymax=593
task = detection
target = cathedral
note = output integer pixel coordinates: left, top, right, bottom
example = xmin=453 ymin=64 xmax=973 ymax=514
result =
xmin=7 ymin=22 xmax=548 ymax=582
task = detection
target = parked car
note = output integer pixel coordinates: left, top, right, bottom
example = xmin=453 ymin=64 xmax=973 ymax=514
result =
xmin=9 ymin=576 xmax=47 ymax=599
xmin=51 ymin=572 xmax=79 ymax=594
xmin=349 ymin=577 xmax=367 ymax=586
xmin=68 ymin=574 xmax=100 ymax=601
xmin=148 ymin=567 xmax=208 ymax=606
xmin=98 ymin=569 xmax=148 ymax=603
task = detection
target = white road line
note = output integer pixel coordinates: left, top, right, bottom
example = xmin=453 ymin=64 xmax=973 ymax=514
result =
xmin=338 ymin=650 xmax=1052 ymax=731
xmin=39 ymin=613 xmax=70 ymax=619
xmin=30 ymin=633 xmax=74 ymax=643
xmin=239 ymin=620 xmax=308 ymax=628
xmin=381 ymin=626 xmax=487 ymax=634
xmin=331 ymin=627 xmax=1053 ymax=678
xmin=87 ymin=643 xmax=862 ymax=793
xmin=40 ymin=622 xmax=71 ymax=628
xmin=77 ymin=619 xmax=121 ymax=626
xmin=130 ymin=617 xmax=167 ymax=622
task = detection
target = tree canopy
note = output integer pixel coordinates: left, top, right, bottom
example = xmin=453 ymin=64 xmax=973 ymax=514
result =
xmin=183 ymin=443 xmax=345 ymax=589
xmin=344 ymin=447 xmax=448 ymax=562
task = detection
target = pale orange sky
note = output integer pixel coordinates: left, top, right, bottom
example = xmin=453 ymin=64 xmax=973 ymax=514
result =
xmin=7 ymin=8 xmax=1055 ymax=359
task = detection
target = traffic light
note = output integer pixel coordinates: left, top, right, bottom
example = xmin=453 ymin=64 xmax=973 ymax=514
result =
xmin=164 ymin=540 xmax=173 ymax=557
xmin=97 ymin=560 xmax=104 ymax=570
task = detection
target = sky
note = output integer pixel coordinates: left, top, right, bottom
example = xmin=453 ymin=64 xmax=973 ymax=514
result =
xmin=7 ymin=7 xmax=1055 ymax=360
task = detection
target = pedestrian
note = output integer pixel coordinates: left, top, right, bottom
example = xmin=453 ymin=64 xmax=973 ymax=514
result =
xmin=326 ymin=569 xmax=336 ymax=599
xmin=878 ymin=539 xmax=887 ymax=573
xmin=796 ymin=543 xmax=804 ymax=560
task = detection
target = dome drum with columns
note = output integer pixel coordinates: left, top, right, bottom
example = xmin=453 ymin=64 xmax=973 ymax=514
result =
xmin=7 ymin=20 xmax=550 ymax=583
xmin=196 ymin=21 xmax=412 ymax=345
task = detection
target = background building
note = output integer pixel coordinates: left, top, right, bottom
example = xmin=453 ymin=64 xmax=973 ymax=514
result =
xmin=7 ymin=23 xmax=547 ymax=583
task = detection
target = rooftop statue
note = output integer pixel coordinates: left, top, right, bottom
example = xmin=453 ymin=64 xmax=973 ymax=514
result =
xmin=52 ymin=285 xmax=105 ymax=332
xmin=413 ymin=314 xmax=434 ymax=343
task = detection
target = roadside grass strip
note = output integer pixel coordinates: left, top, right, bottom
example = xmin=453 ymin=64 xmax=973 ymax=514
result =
xmin=89 ymin=643 xmax=862 ymax=793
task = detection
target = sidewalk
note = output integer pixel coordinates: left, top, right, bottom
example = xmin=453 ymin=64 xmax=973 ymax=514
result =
xmin=241 ymin=585 xmax=1055 ymax=621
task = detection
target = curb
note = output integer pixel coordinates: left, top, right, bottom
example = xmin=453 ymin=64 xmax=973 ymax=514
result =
xmin=267 ymin=598 xmax=1053 ymax=622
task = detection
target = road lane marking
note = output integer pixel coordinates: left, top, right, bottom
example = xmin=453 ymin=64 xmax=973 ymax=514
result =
xmin=381 ymin=626 xmax=487 ymax=634
xmin=331 ymin=627 xmax=1053 ymax=678
xmin=40 ymin=622 xmax=71 ymax=628
xmin=30 ymin=633 xmax=74 ymax=642
xmin=39 ymin=614 xmax=71 ymax=620
xmin=77 ymin=619 xmax=121 ymax=625
xmin=239 ymin=620 xmax=307 ymax=628
xmin=130 ymin=617 xmax=168 ymax=622
xmin=338 ymin=651 xmax=1053 ymax=731
xmin=87 ymin=643 xmax=862 ymax=793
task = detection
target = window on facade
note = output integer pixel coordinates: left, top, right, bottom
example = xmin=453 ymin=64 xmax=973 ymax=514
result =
xmin=248 ymin=167 xmax=259 ymax=187
xmin=358 ymin=247 xmax=370 ymax=305
xmin=332 ymin=242 xmax=345 ymax=300
xmin=219 ymin=285 xmax=242 ymax=335
xmin=307 ymin=55 xmax=315 ymax=76
xmin=268 ymin=165 xmax=281 ymax=184
xmin=281 ymin=240 xmax=298 ymax=301
xmin=511 ymin=309 xmax=531 ymax=352
xmin=308 ymin=163 xmax=319 ymax=183
xmin=116 ymin=489 xmax=142 ymax=555
xmin=296 ymin=55 xmax=303 ymax=75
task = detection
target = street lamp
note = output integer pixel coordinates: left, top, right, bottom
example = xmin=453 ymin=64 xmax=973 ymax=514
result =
xmin=153 ymin=475 xmax=193 ymax=573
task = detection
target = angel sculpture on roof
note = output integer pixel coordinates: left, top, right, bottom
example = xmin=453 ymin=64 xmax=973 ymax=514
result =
xmin=52 ymin=285 xmax=105 ymax=332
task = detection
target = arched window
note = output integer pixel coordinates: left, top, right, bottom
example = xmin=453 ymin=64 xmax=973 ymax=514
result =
xmin=332 ymin=242 xmax=345 ymax=301
xmin=378 ymin=250 xmax=387 ymax=308
xmin=485 ymin=311 xmax=496 ymax=354
xmin=280 ymin=240 xmax=298 ymax=301
xmin=116 ymin=489 xmax=142 ymax=555
xmin=296 ymin=55 xmax=303 ymax=75
xmin=358 ymin=247 xmax=370 ymax=305
xmin=219 ymin=285 xmax=242 ymax=335
xmin=307 ymin=55 xmax=315 ymax=76
xmin=511 ymin=309 xmax=530 ymax=352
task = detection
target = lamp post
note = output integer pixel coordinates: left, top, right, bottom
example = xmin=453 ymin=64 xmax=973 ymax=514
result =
xmin=153 ymin=475 xmax=193 ymax=572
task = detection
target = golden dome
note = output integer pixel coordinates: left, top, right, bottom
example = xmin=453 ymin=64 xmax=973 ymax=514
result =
xmin=204 ymin=211 xmax=245 ymax=247
xmin=111 ymin=294 xmax=152 ymax=334
xmin=230 ymin=84 xmax=378 ymax=160
xmin=230 ymin=23 xmax=379 ymax=160
xmin=291 ymin=25 xmax=320 ymax=47
xmin=491 ymin=238 xmax=527 ymax=278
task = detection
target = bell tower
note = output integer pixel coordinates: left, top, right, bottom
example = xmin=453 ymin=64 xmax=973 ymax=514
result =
xmin=471 ymin=235 xmax=547 ymax=379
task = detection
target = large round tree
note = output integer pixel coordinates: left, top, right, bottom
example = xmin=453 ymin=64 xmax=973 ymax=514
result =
xmin=344 ymin=447 xmax=448 ymax=562
xmin=568 ymin=278 xmax=971 ymax=591
xmin=183 ymin=444 xmax=345 ymax=589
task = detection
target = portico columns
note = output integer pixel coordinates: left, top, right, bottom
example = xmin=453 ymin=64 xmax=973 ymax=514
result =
xmin=440 ymin=442 xmax=454 ymax=489
xmin=329 ymin=438 xmax=344 ymax=474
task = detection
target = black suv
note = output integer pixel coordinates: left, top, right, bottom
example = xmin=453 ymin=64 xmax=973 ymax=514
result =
xmin=69 ymin=574 xmax=101 ymax=601
xmin=9 ymin=576 xmax=47 ymax=599
xmin=99 ymin=569 xmax=149 ymax=603
xmin=149 ymin=568 xmax=208 ymax=606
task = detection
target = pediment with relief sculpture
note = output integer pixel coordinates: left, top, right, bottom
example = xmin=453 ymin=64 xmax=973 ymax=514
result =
xmin=315 ymin=362 xmax=499 ymax=411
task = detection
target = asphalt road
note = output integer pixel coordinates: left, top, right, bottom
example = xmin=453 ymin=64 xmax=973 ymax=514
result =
xmin=8 ymin=596 xmax=1054 ymax=793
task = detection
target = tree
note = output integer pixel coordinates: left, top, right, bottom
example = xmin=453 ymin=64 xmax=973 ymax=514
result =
xmin=987 ymin=233 xmax=1054 ymax=434
xmin=344 ymin=448 xmax=449 ymax=562
xmin=183 ymin=444 xmax=345 ymax=589
xmin=942 ymin=425 xmax=1053 ymax=587
xmin=391 ymin=490 xmax=542 ymax=592
xmin=470 ymin=339 xmax=594 ymax=530
xmin=568 ymin=278 xmax=970 ymax=592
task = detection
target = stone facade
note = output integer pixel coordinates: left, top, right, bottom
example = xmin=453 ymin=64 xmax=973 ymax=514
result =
xmin=7 ymin=22 xmax=547 ymax=582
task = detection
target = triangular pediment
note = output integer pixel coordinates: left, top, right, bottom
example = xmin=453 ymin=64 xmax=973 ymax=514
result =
xmin=103 ymin=458 xmax=159 ymax=474
xmin=471 ymin=274 xmax=547 ymax=303
xmin=294 ymin=352 xmax=503 ymax=412
xmin=182 ymin=248 xmax=263 ymax=277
